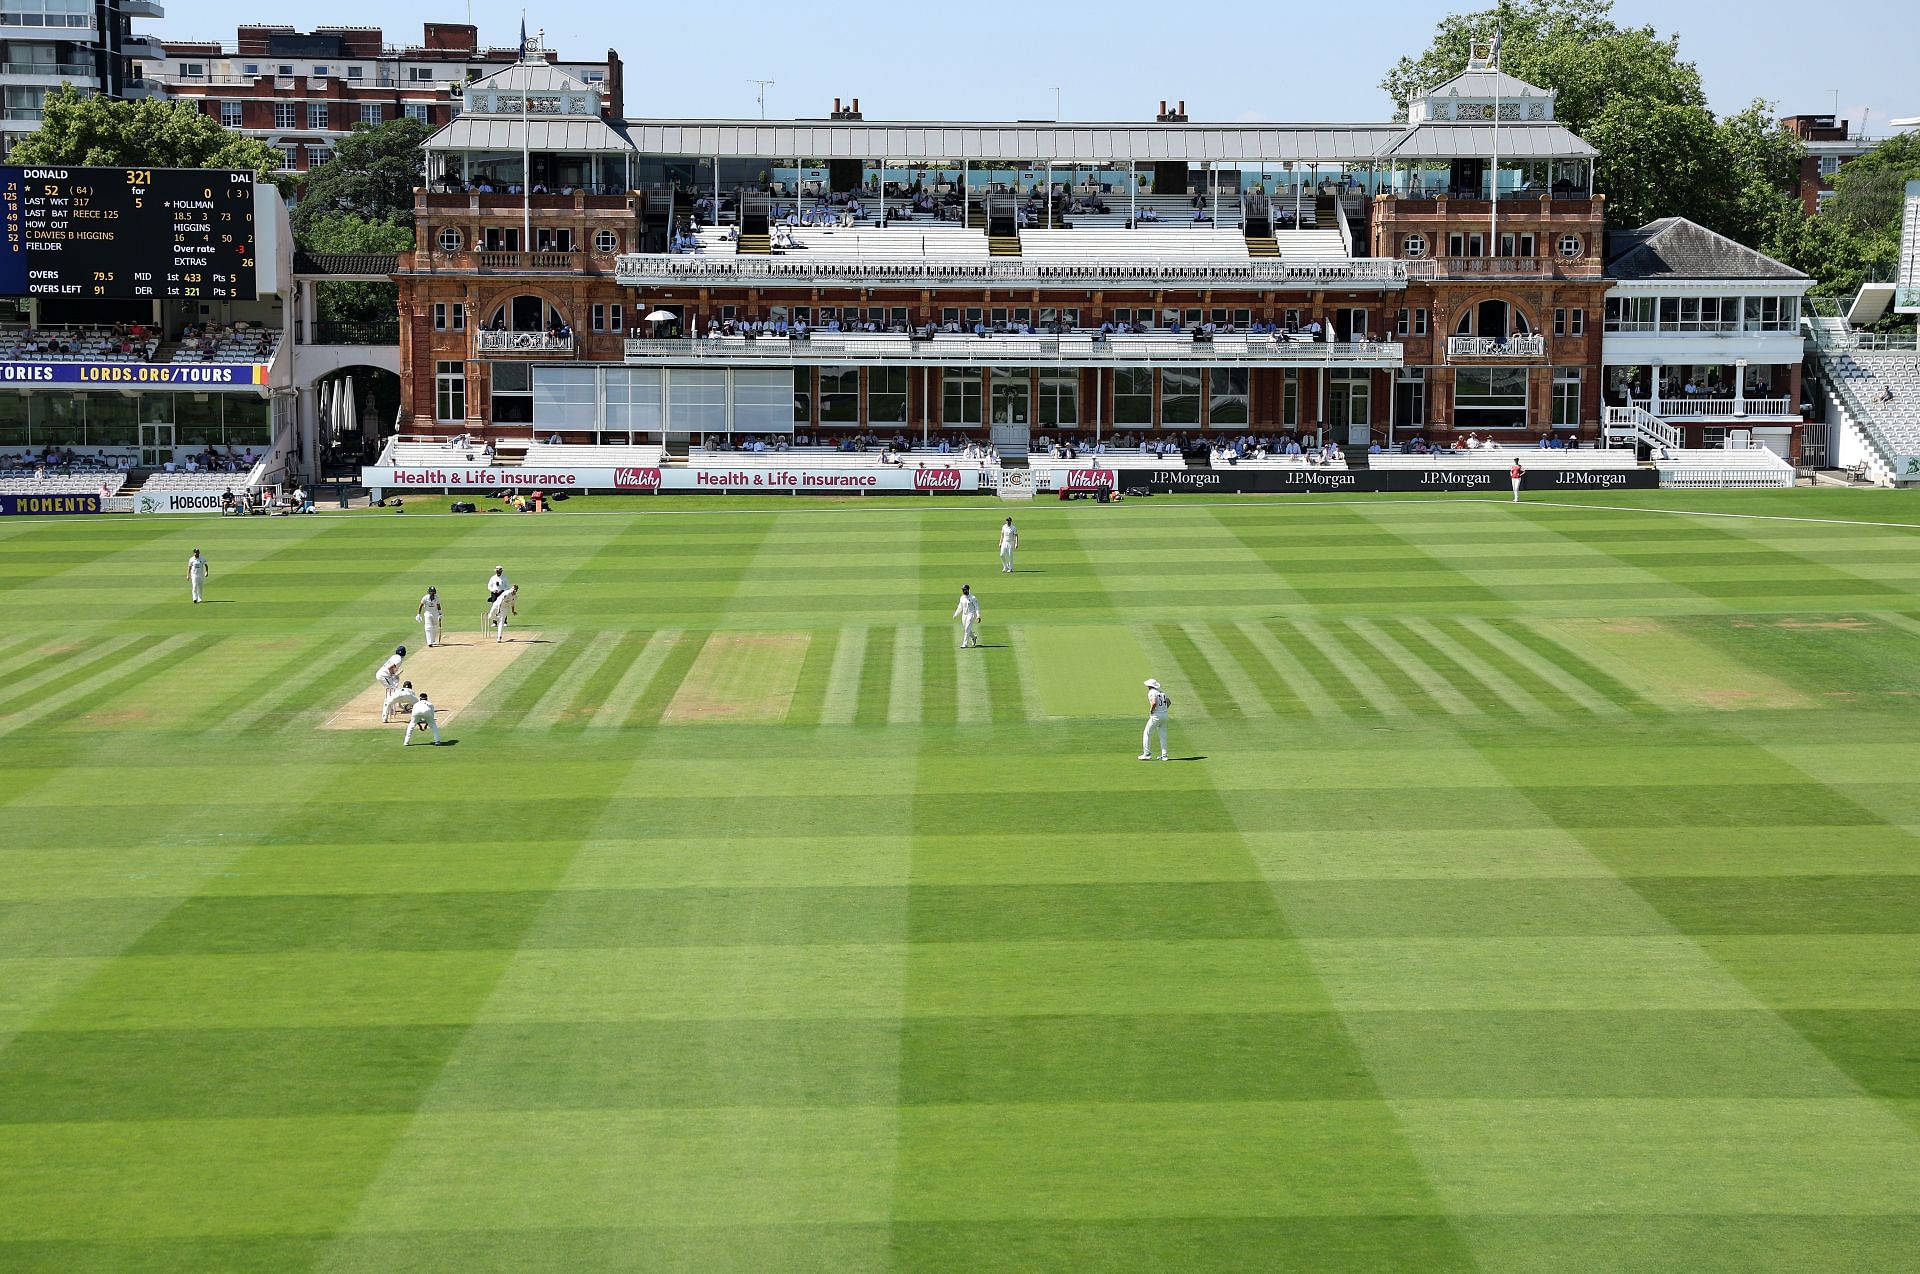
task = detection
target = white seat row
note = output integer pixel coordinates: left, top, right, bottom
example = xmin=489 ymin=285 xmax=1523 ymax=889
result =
xmin=0 ymin=473 xmax=127 ymax=495
xmin=1209 ymin=453 xmax=1349 ymax=471
xmin=521 ymin=443 xmax=664 ymax=468
xmin=1366 ymin=450 xmax=1640 ymax=470
xmin=140 ymin=472 xmax=247 ymax=492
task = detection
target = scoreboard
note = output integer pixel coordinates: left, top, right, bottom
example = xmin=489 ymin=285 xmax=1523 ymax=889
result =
xmin=0 ymin=166 xmax=257 ymax=300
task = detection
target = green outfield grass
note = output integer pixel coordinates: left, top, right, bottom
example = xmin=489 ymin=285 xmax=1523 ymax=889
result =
xmin=2 ymin=490 xmax=1920 ymax=1272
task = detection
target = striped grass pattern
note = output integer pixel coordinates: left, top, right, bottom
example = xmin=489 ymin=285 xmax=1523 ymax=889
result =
xmin=2 ymin=490 xmax=1920 ymax=1272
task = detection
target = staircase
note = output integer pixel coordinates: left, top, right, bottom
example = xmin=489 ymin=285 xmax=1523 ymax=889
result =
xmin=1603 ymin=405 xmax=1682 ymax=451
xmin=735 ymin=232 xmax=772 ymax=255
xmin=1243 ymin=232 xmax=1280 ymax=258
xmin=988 ymin=233 xmax=1022 ymax=257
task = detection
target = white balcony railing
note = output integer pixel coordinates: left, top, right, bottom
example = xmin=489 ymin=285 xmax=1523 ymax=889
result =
xmin=475 ymin=330 xmax=575 ymax=355
xmin=1629 ymin=397 xmax=1793 ymax=419
xmin=614 ymin=253 xmax=1409 ymax=290
xmin=622 ymin=333 xmax=1405 ymax=367
xmin=1448 ymin=334 xmax=1546 ymax=359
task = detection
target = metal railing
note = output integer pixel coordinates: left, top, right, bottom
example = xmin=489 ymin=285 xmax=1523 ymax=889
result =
xmin=306 ymin=320 xmax=400 ymax=346
xmin=475 ymin=330 xmax=575 ymax=354
xmin=0 ymin=62 xmax=92 ymax=76
xmin=1448 ymin=334 xmax=1546 ymax=359
xmin=1627 ymin=397 xmax=1792 ymax=419
xmin=1603 ymin=405 xmax=1682 ymax=450
xmin=614 ymin=253 xmax=1408 ymax=289
xmin=622 ymin=334 xmax=1404 ymax=367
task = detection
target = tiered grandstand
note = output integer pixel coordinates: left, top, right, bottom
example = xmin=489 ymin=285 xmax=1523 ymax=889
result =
xmin=0 ymin=325 xmax=160 ymax=361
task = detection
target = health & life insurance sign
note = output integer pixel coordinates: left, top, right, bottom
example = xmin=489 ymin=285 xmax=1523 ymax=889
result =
xmin=360 ymin=465 xmax=984 ymax=495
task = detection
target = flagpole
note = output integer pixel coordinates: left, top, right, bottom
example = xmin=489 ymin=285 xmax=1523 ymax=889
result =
xmin=1490 ymin=32 xmax=1500 ymax=252
xmin=520 ymin=12 xmax=531 ymax=250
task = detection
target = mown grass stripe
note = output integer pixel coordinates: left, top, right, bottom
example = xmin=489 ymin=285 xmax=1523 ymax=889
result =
xmin=624 ymin=629 xmax=706 ymax=728
xmin=921 ymin=626 xmax=958 ymax=726
xmin=589 ymin=630 xmax=682 ymax=730
xmin=1233 ymin=619 xmax=1337 ymax=718
xmin=48 ymin=632 xmax=227 ymax=730
xmin=1138 ymin=623 xmax=1219 ymax=720
xmin=0 ymin=636 xmax=142 ymax=713
xmin=1290 ymin=619 xmax=1403 ymax=715
xmin=952 ymin=631 xmax=989 ymax=724
xmin=819 ymin=626 xmax=866 ymax=727
xmin=0 ymin=632 xmax=54 ymax=678
xmin=554 ymin=631 xmax=651 ymax=732
xmin=1183 ymin=621 xmax=1272 ymax=718
xmin=0 ymin=634 xmax=199 ymax=737
xmin=1509 ymin=617 xmax=1666 ymax=713
xmin=1445 ymin=616 xmax=1611 ymax=716
xmin=1399 ymin=617 xmax=1552 ymax=717
xmin=783 ymin=625 xmax=840 ymax=726
xmin=470 ymin=633 xmax=579 ymax=732
xmin=888 ymin=625 xmax=925 ymax=726
xmin=853 ymin=625 xmax=896 ymax=726
xmin=533 ymin=631 xmax=625 ymax=731
xmin=183 ymin=638 xmax=332 ymax=734
xmin=1004 ymin=625 xmax=1051 ymax=721
xmin=226 ymin=642 xmax=372 ymax=735
xmin=1870 ymin=610 xmax=1920 ymax=641
xmin=1348 ymin=618 xmax=1486 ymax=717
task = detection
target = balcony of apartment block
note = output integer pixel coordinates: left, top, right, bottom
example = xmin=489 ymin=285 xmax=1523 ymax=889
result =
xmin=475 ymin=329 xmax=575 ymax=356
xmin=1446 ymin=334 xmax=1547 ymax=361
xmin=0 ymin=61 xmax=96 ymax=82
xmin=119 ymin=36 xmax=166 ymax=60
xmin=612 ymin=252 xmax=1409 ymax=291
xmin=119 ymin=0 xmax=166 ymax=17
xmin=622 ymin=330 xmax=1405 ymax=370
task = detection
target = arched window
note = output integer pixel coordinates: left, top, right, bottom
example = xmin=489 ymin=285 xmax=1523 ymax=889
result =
xmin=1454 ymin=300 xmax=1533 ymax=340
xmin=487 ymin=295 xmax=568 ymax=333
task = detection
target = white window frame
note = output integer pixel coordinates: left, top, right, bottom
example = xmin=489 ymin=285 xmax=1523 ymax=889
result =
xmin=594 ymin=229 xmax=618 ymax=254
xmin=404 ymin=103 xmax=430 ymax=124
xmin=1558 ymin=233 xmax=1583 ymax=258
xmin=273 ymin=101 xmax=297 ymax=129
xmin=360 ymin=103 xmax=382 ymax=126
xmin=1402 ymin=232 xmax=1426 ymax=259
xmin=306 ymin=101 xmax=327 ymax=129
xmin=436 ymin=226 xmax=462 ymax=253
xmin=219 ymin=100 xmax=242 ymax=128
xmin=435 ymin=361 xmax=466 ymax=423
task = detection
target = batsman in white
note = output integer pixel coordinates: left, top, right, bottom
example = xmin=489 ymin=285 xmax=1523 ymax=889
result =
xmin=381 ymin=679 xmax=419 ymax=723
xmin=375 ymin=645 xmax=407 ymax=700
xmin=403 ymin=690 xmax=441 ymax=746
xmin=187 ymin=549 xmax=208 ymax=603
xmin=952 ymin=584 xmax=981 ymax=648
xmin=999 ymin=518 xmax=1019 ymax=573
xmin=488 ymin=584 xmax=519 ymax=643
xmin=1139 ymin=678 xmax=1171 ymax=761
xmin=416 ymin=586 xmax=443 ymax=647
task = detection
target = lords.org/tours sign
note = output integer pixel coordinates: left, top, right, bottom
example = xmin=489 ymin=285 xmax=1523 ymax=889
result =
xmin=0 ymin=362 xmax=270 ymax=386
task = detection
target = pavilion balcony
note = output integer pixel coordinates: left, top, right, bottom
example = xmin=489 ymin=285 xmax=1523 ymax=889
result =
xmin=476 ymin=330 xmax=576 ymax=355
xmin=622 ymin=332 xmax=1405 ymax=369
xmin=613 ymin=253 xmax=1409 ymax=291
xmin=1407 ymin=256 xmax=1598 ymax=280
xmin=1448 ymin=334 xmax=1546 ymax=360
xmin=418 ymin=189 xmax=636 ymax=214
xmin=423 ymin=250 xmax=608 ymax=275
xmin=1629 ymin=396 xmax=1795 ymax=420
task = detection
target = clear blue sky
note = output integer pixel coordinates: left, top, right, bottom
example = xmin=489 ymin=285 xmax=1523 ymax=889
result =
xmin=155 ymin=0 xmax=1917 ymax=138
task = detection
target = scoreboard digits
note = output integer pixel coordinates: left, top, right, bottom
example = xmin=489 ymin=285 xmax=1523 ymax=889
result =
xmin=0 ymin=166 xmax=257 ymax=300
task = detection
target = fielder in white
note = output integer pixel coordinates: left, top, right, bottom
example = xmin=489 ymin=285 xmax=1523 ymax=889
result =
xmin=1139 ymin=678 xmax=1171 ymax=761
xmin=403 ymin=691 xmax=441 ymax=746
xmin=999 ymin=518 xmax=1019 ymax=573
xmin=381 ymin=679 xmax=419 ymax=723
xmin=488 ymin=584 xmax=518 ymax=643
xmin=953 ymin=584 xmax=981 ymax=648
xmin=375 ymin=645 xmax=407 ymax=698
xmin=187 ymin=549 xmax=208 ymax=603
xmin=416 ymin=587 xmax=443 ymax=647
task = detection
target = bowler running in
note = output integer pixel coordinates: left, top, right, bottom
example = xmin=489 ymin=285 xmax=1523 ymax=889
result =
xmin=1139 ymin=678 xmax=1171 ymax=761
xmin=488 ymin=584 xmax=518 ymax=643
xmin=187 ymin=549 xmax=208 ymax=603
xmin=999 ymin=518 xmax=1019 ymax=573
xmin=403 ymin=691 xmax=441 ymax=746
xmin=416 ymin=587 xmax=443 ymax=647
xmin=953 ymin=584 xmax=981 ymax=648
xmin=381 ymin=679 xmax=419 ymax=723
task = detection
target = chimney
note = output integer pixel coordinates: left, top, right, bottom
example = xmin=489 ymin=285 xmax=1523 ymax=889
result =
xmin=830 ymin=96 xmax=863 ymax=120
xmin=1156 ymin=99 xmax=1187 ymax=123
xmin=604 ymin=49 xmax=623 ymax=120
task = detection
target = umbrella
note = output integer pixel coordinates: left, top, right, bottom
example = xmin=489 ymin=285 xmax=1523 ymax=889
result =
xmin=644 ymin=310 xmax=677 ymax=322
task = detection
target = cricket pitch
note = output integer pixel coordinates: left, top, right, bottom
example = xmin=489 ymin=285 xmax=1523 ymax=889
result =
xmin=319 ymin=632 xmax=544 ymax=730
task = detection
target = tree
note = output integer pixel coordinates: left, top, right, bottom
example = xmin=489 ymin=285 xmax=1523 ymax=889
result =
xmin=299 ymin=214 xmax=409 ymax=333
xmin=1378 ymin=0 xmax=1704 ymax=133
xmin=291 ymin=118 xmax=428 ymax=239
xmin=9 ymin=85 xmax=284 ymax=184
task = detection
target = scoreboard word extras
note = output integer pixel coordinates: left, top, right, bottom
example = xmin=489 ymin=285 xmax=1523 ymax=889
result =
xmin=0 ymin=167 xmax=257 ymax=300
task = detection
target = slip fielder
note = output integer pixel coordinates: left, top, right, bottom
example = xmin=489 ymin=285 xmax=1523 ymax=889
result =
xmin=403 ymin=691 xmax=441 ymax=746
xmin=416 ymin=586 xmax=443 ymax=647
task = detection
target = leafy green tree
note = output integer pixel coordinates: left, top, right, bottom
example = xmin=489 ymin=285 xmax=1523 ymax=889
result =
xmin=291 ymin=118 xmax=428 ymax=238
xmin=1379 ymin=0 xmax=1704 ymax=132
xmin=9 ymin=85 xmax=284 ymax=184
xmin=299 ymin=214 xmax=409 ymax=333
